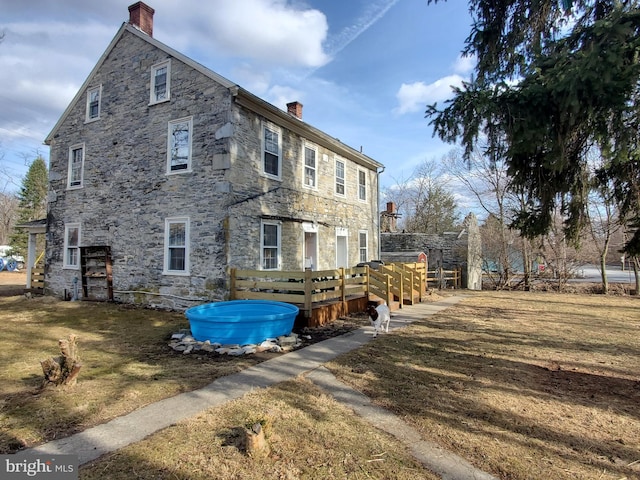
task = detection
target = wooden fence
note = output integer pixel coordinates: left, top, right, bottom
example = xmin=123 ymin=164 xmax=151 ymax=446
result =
xmin=426 ymin=267 xmax=462 ymax=289
xmin=230 ymin=266 xmax=369 ymax=320
xmin=30 ymin=266 xmax=45 ymax=293
xmin=229 ymin=261 xmax=450 ymax=321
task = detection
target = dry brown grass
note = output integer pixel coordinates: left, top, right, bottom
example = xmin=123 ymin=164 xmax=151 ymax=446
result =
xmin=0 ymin=295 xmax=268 ymax=452
xmin=328 ymin=291 xmax=640 ymax=480
xmin=79 ymin=378 xmax=435 ymax=480
xmin=1 ymin=278 xmax=639 ymax=479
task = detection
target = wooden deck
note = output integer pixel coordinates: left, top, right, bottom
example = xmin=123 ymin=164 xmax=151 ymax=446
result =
xmin=231 ymin=264 xmax=426 ymax=328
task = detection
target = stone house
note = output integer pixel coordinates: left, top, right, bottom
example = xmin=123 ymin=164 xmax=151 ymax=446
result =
xmin=43 ymin=2 xmax=383 ymax=308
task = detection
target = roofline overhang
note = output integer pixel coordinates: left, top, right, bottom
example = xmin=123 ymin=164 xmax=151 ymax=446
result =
xmin=233 ymin=87 xmax=383 ymax=171
xmin=44 ymin=23 xmax=384 ymax=174
xmin=45 ymin=23 xmax=236 ymax=145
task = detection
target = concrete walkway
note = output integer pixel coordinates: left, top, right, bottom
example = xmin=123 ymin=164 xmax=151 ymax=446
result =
xmin=21 ymin=295 xmax=497 ymax=480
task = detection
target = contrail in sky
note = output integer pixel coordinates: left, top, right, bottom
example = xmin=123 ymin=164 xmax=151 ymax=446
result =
xmin=324 ymin=0 xmax=402 ymax=58
xmin=299 ymin=0 xmax=401 ymax=80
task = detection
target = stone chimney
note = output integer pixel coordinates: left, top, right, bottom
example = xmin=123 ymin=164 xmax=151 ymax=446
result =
xmin=286 ymin=101 xmax=303 ymax=119
xmin=128 ymin=2 xmax=155 ymax=37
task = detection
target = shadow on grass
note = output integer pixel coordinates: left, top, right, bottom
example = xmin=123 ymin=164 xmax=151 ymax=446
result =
xmin=328 ymin=296 xmax=640 ymax=480
xmin=0 ymin=296 xmax=262 ymax=454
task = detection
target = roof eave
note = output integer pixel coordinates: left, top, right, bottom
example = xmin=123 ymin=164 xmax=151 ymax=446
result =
xmin=233 ymin=87 xmax=383 ymax=171
xmin=45 ymin=23 xmax=238 ymax=145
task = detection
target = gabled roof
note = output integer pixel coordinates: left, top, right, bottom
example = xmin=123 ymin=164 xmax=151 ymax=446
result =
xmin=44 ymin=22 xmax=235 ymax=145
xmin=45 ymin=22 xmax=383 ymax=171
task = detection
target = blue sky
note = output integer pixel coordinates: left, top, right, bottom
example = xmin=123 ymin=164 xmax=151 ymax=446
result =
xmin=0 ymin=0 xmax=474 ymax=196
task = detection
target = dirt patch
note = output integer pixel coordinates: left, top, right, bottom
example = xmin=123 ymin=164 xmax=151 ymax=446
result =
xmin=0 ymin=271 xmax=27 ymax=296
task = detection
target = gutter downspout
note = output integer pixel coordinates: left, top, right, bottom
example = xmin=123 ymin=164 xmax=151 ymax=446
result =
xmin=377 ymin=166 xmax=386 ymax=261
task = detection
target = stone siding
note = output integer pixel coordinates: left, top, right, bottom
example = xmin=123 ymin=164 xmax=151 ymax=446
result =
xmin=45 ymin=29 xmax=380 ymax=309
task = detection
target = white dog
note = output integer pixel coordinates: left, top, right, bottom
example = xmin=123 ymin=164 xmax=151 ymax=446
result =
xmin=366 ymin=302 xmax=391 ymax=337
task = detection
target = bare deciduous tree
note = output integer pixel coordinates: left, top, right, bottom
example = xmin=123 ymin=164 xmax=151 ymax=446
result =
xmin=384 ymin=158 xmax=459 ymax=234
xmin=444 ymin=148 xmax=534 ymax=289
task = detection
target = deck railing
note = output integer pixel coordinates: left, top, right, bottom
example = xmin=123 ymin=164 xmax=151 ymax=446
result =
xmin=230 ymin=262 xmax=459 ymax=319
xmin=230 ymin=266 xmax=368 ymax=319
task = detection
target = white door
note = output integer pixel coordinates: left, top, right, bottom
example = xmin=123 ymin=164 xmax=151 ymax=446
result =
xmin=304 ymin=232 xmax=318 ymax=270
xmin=336 ymin=229 xmax=348 ymax=268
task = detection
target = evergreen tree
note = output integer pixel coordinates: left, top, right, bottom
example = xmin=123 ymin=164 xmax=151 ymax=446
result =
xmin=426 ymin=0 xmax=640 ymax=255
xmin=9 ymin=156 xmax=48 ymax=257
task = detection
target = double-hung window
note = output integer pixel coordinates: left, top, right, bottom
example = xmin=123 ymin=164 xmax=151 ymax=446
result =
xmin=167 ymin=117 xmax=192 ymax=173
xmin=86 ymin=85 xmax=101 ymax=121
xmin=164 ymin=217 xmax=189 ymax=275
xmin=261 ymin=221 xmax=281 ymax=270
xmin=358 ymin=168 xmax=367 ymax=201
xmin=262 ymin=124 xmax=281 ymax=179
xmin=359 ymin=231 xmax=368 ymax=263
xmin=303 ymin=144 xmax=317 ymax=188
xmin=63 ymin=223 xmax=80 ymax=269
xmin=335 ymin=158 xmax=346 ymax=196
xmin=68 ymin=144 xmax=84 ymax=189
xmin=150 ymin=60 xmax=171 ymax=104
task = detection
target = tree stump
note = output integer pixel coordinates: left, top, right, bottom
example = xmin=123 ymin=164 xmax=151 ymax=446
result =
xmin=244 ymin=422 xmax=270 ymax=457
xmin=40 ymin=334 xmax=82 ymax=387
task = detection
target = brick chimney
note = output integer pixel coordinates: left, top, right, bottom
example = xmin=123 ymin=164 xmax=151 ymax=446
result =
xmin=286 ymin=101 xmax=303 ymax=119
xmin=381 ymin=202 xmax=398 ymax=232
xmin=128 ymin=2 xmax=155 ymax=37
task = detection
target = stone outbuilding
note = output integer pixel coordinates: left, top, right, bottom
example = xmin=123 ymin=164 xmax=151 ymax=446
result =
xmin=43 ymin=2 xmax=383 ymax=308
xmin=380 ymin=211 xmax=482 ymax=290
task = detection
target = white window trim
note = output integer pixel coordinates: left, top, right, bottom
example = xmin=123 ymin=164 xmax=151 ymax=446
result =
xmin=260 ymin=220 xmax=281 ymax=271
xmin=63 ymin=223 xmax=81 ymax=270
xmin=334 ymin=157 xmax=346 ymax=197
xmin=166 ymin=116 xmax=193 ymax=175
xmin=150 ymin=60 xmax=171 ymax=105
xmin=302 ymin=143 xmax=318 ymax=189
xmin=85 ymin=85 xmax=102 ymax=123
xmin=67 ymin=143 xmax=85 ymax=190
xmin=261 ymin=122 xmax=282 ymax=180
xmin=357 ymin=167 xmax=367 ymax=202
xmin=163 ymin=217 xmax=190 ymax=276
xmin=359 ymin=230 xmax=369 ymax=263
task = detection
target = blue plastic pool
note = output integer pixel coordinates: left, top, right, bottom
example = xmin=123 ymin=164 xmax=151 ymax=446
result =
xmin=185 ymin=300 xmax=299 ymax=345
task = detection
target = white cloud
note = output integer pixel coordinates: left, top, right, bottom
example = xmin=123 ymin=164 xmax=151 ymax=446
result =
xmin=231 ymin=64 xmax=272 ymax=95
xmin=394 ymin=75 xmax=464 ymax=115
xmin=156 ymin=0 xmax=330 ymax=68
xmin=452 ymin=54 xmax=475 ymax=75
xmin=266 ymin=85 xmax=304 ymax=111
xmin=0 ymin=18 xmax=113 ymax=157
